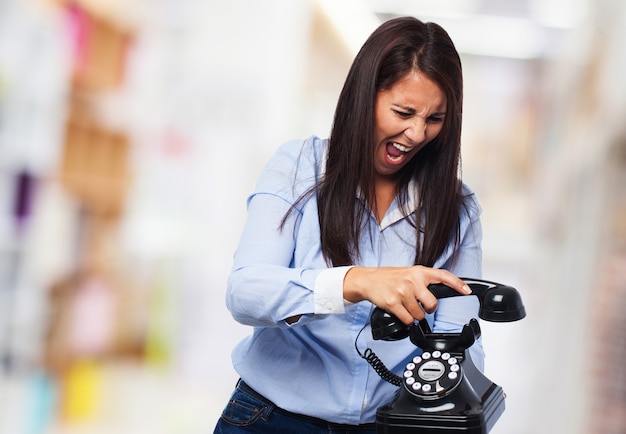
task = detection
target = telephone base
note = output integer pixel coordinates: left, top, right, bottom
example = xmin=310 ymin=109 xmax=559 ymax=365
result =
xmin=375 ymin=381 xmax=505 ymax=433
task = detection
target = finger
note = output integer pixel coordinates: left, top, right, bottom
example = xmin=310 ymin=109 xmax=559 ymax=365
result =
xmin=404 ymin=297 xmax=427 ymax=322
xmin=419 ymin=294 xmax=438 ymax=314
xmin=378 ymin=292 xmax=415 ymax=325
xmin=428 ymin=268 xmax=472 ymax=295
xmin=393 ymin=306 xmax=418 ymax=326
xmin=413 ymin=282 xmax=439 ymax=313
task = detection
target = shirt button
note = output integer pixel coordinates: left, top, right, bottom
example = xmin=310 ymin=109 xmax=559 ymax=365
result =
xmin=325 ymin=302 xmax=334 ymax=310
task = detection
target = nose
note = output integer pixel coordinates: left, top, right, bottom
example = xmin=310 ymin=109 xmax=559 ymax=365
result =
xmin=404 ymin=119 xmax=426 ymax=144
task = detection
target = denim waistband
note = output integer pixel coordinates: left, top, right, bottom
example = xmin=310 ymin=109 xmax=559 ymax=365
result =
xmin=236 ymin=379 xmax=376 ymax=430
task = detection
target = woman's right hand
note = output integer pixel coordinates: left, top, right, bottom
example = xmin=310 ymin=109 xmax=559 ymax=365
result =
xmin=343 ymin=266 xmax=472 ymax=325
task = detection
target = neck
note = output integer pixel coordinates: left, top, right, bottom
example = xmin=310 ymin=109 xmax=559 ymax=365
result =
xmin=373 ymin=175 xmax=398 ymax=223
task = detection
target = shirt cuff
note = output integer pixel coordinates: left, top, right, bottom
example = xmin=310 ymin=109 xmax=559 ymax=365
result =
xmin=313 ymin=266 xmax=354 ymax=314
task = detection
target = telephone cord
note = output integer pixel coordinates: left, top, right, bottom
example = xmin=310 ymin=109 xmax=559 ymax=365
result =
xmin=355 ymin=323 xmax=403 ymax=387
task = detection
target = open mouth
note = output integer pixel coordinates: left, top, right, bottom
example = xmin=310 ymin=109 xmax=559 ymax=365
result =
xmin=386 ymin=142 xmax=412 ymax=162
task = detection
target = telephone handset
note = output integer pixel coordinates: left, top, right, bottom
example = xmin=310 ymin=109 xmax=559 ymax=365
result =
xmin=363 ymin=278 xmax=526 ymax=434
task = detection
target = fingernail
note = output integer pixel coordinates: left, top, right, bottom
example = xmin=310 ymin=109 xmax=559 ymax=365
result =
xmin=463 ymin=285 xmax=472 ymax=294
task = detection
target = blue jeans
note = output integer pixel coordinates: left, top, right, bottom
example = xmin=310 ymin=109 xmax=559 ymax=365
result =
xmin=213 ymin=380 xmax=377 ymax=434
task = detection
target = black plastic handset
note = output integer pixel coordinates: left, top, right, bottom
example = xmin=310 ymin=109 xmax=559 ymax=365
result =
xmin=371 ymin=278 xmax=525 ymax=341
xmin=429 ymin=279 xmax=526 ymax=322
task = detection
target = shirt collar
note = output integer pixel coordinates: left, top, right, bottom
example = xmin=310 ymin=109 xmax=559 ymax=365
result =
xmin=378 ymin=178 xmax=419 ymax=229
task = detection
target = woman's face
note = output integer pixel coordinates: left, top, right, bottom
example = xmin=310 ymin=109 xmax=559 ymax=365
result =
xmin=373 ymin=70 xmax=447 ymax=179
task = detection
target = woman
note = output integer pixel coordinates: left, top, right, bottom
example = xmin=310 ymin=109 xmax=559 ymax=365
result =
xmin=214 ymin=16 xmax=484 ymax=433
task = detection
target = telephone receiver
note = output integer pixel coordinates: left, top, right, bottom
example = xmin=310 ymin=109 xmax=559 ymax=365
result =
xmin=371 ymin=278 xmax=526 ymax=342
xmin=366 ymin=278 xmax=526 ymax=434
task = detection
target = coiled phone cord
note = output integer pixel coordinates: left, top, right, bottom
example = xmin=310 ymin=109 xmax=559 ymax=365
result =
xmin=355 ymin=324 xmax=403 ymax=387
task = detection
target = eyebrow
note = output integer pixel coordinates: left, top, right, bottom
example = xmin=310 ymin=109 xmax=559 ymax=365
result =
xmin=393 ymin=104 xmax=446 ymax=116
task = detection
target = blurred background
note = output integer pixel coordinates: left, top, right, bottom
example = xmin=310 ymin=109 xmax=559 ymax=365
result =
xmin=0 ymin=0 xmax=624 ymax=433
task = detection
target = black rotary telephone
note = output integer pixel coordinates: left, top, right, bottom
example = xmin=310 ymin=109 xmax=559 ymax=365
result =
xmin=363 ymin=278 xmax=526 ymax=434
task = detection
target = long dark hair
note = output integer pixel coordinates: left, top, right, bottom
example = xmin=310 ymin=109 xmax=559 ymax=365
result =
xmin=294 ymin=17 xmax=467 ymax=267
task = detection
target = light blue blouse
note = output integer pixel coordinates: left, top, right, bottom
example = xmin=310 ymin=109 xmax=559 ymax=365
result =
xmin=226 ymin=136 xmax=484 ymax=424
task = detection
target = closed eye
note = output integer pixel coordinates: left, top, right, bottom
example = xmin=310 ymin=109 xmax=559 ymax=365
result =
xmin=393 ymin=109 xmax=413 ymax=118
xmin=427 ymin=115 xmax=445 ymax=123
